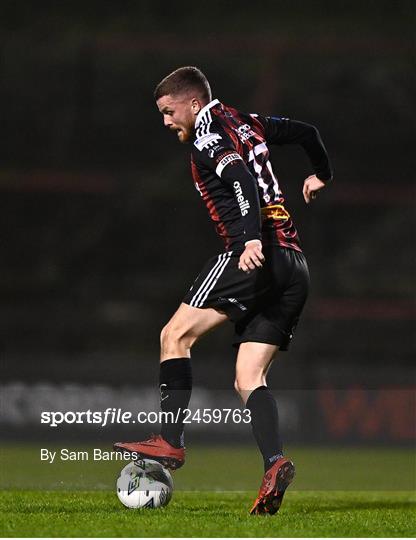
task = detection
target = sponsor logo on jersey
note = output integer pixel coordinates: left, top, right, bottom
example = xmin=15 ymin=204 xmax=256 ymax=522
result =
xmin=233 ymin=181 xmax=250 ymax=216
xmin=234 ymin=123 xmax=255 ymax=142
xmin=194 ymin=133 xmax=222 ymax=151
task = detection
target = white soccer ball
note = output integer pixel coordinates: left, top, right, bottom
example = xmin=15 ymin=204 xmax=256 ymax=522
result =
xmin=116 ymin=459 xmax=173 ymax=509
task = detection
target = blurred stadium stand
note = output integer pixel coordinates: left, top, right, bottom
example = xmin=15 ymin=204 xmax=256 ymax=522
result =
xmin=0 ymin=1 xmax=415 ymax=444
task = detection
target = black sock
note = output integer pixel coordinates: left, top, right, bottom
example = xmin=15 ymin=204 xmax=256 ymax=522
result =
xmin=246 ymin=385 xmax=283 ymax=472
xmin=159 ymin=358 xmax=192 ymax=448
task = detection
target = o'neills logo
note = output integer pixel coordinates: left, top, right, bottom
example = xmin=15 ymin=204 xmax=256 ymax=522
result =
xmin=233 ymin=181 xmax=250 ymax=216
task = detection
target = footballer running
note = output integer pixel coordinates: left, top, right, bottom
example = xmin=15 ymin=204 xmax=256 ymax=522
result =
xmin=114 ymin=66 xmax=333 ymax=515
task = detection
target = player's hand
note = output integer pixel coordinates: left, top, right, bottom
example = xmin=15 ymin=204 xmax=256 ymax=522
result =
xmin=238 ymin=240 xmax=265 ymax=273
xmin=303 ymin=175 xmax=326 ymax=204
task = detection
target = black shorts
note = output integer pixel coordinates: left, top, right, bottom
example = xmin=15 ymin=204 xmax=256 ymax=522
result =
xmin=182 ymin=246 xmax=310 ymax=351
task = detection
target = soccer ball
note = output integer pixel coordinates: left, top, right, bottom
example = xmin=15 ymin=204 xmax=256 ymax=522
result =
xmin=116 ymin=459 xmax=173 ymax=509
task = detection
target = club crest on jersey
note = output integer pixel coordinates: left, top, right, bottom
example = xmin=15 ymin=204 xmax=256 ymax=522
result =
xmin=233 ymin=181 xmax=250 ymax=216
xmin=234 ymin=123 xmax=255 ymax=142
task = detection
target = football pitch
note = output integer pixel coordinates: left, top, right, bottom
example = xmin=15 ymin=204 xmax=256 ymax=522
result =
xmin=1 ymin=445 xmax=415 ymax=537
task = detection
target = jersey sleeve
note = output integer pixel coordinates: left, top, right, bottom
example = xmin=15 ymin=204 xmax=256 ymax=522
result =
xmin=220 ymin=160 xmax=262 ymax=243
xmin=192 ymin=123 xmax=243 ymax=176
xmin=192 ymin=124 xmax=262 ymax=244
xmin=257 ymin=115 xmax=333 ymax=182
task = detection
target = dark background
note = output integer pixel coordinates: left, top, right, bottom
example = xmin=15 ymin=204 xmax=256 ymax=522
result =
xmin=0 ymin=1 xmax=415 ymax=445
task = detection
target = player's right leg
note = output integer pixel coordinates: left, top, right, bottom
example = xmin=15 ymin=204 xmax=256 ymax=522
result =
xmin=114 ymin=302 xmax=227 ymax=469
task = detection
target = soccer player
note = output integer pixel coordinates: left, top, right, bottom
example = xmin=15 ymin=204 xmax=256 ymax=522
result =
xmin=115 ymin=66 xmax=333 ymax=515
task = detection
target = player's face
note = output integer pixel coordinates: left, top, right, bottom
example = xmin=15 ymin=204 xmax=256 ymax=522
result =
xmin=157 ymin=94 xmax=199 ymax=143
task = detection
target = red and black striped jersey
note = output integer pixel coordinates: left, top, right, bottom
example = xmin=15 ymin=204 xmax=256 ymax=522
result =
xmin=190 ymin=99 xmax=333 ymax=253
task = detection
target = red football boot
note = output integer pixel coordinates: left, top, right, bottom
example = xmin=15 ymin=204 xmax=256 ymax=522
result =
xmin=250 ymin=457 xmax=295 ymax=515
xmin=113 ymin=434 xmax=185 ymax=470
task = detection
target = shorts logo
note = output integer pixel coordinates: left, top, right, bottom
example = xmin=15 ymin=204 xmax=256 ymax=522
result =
xmin=227 ymin=297 xmax=247 ymax=311
xmin=218 ymin=296 xmax=247 ymax=311
xmin=233 ymin=181 xmax=250 ymax=216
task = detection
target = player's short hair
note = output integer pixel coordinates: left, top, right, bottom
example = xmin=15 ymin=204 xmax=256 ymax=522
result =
xmin=154 ymin=66 xmax=212 ymax=103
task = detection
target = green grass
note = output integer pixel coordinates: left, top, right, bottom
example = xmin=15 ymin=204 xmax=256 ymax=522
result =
xmin=0 ymin=445 xmax=415 ymax=537
xmin=1 ymin=490 xmax=415 ymax=537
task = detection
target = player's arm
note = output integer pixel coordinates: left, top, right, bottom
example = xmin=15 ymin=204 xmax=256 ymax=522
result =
xmin=219 ymin=158 xmax=265 ymax=272
xmin=262 ymin=116 xmax=333 ymax=203
xmin=193 ymin=132 xmax=264 ymax=272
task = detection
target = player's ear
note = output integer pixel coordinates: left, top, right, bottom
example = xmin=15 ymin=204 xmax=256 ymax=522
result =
xmin=191 ymin=98 xmax=201 ymax=115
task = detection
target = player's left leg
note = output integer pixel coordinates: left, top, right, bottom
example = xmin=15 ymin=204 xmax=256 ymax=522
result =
xmin=235 ymin=341 xmax=295 ymax=515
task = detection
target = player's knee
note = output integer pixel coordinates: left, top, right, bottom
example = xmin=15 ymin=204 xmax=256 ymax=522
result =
xmin=234 ymin=370 xmax=265 ymax=397
xmin=234 ymin=374 xmax=253 ymax=396
xmin=160 ymin=323 xmax=196 ymax=355
xmin=234 ymin=376 xmax=257 ymax=404
xmin=160 ymin=323 xmax=181 ymax=352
